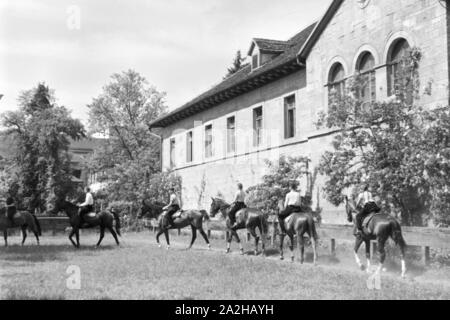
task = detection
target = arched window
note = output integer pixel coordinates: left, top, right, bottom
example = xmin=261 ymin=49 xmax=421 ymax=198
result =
xmin=356 ymin=51 xmax=376 ymax=104
xmin=387 ymin=38 xmax=411 ymax=99
xmin=328 ymin=63 xmax=346 ymax=99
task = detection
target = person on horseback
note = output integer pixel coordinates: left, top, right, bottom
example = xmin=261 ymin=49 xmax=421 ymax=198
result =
xmin=278 ymin=182 xmax=302 ymax=234
xmin=78 ymin=187 xmax=94 ymax=224
xmin=5 ymin=191 xmax=16 ymax=224
xmin=355 ymin=184 xmax=381 ymax=236
xmin=163 ymin=188 xmax=181 ymax=229
xmin=228 ymin=183 xmax=247 ymax=229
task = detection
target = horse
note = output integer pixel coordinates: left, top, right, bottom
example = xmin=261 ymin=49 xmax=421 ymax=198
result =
xmin=49 ymin=200 xmax=121 ymax=248
xmin=344 ymin=196 xmax=407 ymax=278
xmin=209 ymin=198 xmax=268 ymax=256
xmin=277 ymin=200 xmax=318 ymax=264
xmin=0 ymin=207 xmax=41 ymax=246
xmin=138 ymin=199 xmax=211 ymax=250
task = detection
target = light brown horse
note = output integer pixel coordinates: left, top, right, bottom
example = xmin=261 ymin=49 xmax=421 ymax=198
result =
xmin=277 ymin=200 xmax=318 ymax=264
xmin=345 ymin=196 xmax=407 ymax=278
xmin=139 ymin=200 xmax=211 ymax=250
xmin=209 ymin=198 xmax=268 ymax=256
xmin=0 ymin=207 xmax=41 ymax=246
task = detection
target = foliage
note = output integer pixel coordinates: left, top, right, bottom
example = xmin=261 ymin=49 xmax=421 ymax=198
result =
xmin=1 ymin=83 xmax=85 ymax=212
xmin=247 ymin=156 xmax=320 ymax=217
xmin=87 ymin=70 xmax=167 ymax=206
xmin=317 ymin=47 xmax=450 ymax=226
xmin=224 ymin=50 xmax=245 ymax=78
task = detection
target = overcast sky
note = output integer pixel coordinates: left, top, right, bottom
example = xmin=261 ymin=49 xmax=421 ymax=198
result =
xmin=0 ymin=0 xmax=331 ymax=124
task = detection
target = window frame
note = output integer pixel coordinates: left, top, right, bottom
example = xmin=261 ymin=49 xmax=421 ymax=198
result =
xmin=169 ymin=137 xmax=176 ymax=169
xmin=186 ymin=131 xmax=193 ymax=163
xmin=284 ymin=94 xmax=296 ymax=139
xmin=204 ymin=124 xmax=213 ymax=159
xmin=253 ymin=106 xmax=263 ymax=147
xmin=226 ymin=116 xmax=236 ymax=154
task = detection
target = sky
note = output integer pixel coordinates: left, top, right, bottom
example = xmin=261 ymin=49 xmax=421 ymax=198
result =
xmin=0 ymin=0 xmax=331 ymax=125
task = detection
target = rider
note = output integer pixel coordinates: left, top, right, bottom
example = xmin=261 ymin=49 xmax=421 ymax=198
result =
xmin=278 ymin=182 xmax=302 ymax=234
xmin=163 ymin=188 xmax=181 ymax=229
xmin=355 ymin=185 xmax=380 ymax=236
xmin=78 ymin=187 xmax=94 ymax=224
xmin=228 ymin=183 xmax=247 ymax=229
xmin=5 ymin=191 xmax=16 ymax=224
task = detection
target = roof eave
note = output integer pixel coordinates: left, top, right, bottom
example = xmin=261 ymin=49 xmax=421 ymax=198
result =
xmin=297 ymin=0 xmax=344 ymax=61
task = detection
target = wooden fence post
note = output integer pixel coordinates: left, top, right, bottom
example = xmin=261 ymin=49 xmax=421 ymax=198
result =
xmin=422 ymin=246 xmax=430 ymax=265
xmin=330 ymin=239 xmax=336 ymax=256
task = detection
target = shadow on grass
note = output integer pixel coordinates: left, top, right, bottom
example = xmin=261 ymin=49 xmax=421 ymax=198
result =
xmin=0 ymin=244 xmax=118 ymax=263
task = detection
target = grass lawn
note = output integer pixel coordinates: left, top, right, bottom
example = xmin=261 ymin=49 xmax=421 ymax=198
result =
xmin=1 ymin=230 xmax=449 ymax=300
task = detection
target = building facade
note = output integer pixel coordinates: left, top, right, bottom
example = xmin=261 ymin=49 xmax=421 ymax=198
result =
xmin=150 ymin=0 xmax=450 ymax=224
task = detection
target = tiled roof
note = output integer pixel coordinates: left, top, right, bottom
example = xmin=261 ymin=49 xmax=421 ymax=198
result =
xmin=250 ymin=38 xmax=290 ymax=54
xmin=150 ymin=22 xmax=317 ymax=129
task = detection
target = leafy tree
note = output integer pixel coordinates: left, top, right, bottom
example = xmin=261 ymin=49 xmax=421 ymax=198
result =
xmin=1 ymin=83 xmax=85 ymax=212
xmin=225 ymin=50 xmax=245 ymax=78
xmin=247 ymin=156 xmax=321 ymax=219
xmin=87 ymin=70 xmax=167 ymax=205
xmin=317 ymin=47 xmax=450 ymax=226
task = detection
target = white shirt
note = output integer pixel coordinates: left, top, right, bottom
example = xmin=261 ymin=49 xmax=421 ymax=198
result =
xmin=285 ymin=191 xmax=302 ymax=207
xmin=80 ymin=192 xmax=94 ymax=206
xmin=356 ymin=191 xmax=374 ymax=207
xmin=169 ymin=193 xmax=180 ymax=206
xmin=234 ymin=190 xmax=246 ymax=203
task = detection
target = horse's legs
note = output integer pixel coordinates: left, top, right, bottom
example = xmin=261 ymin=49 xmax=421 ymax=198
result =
xmin=289 ymin=234 xmax=295 ymax=262
xmin=248 ymin=227 xmax=259 ymax=255
xmin=156 ymin=229 xmax=164 ymax=248
xmin=75 ymin=229 xmax=80 ymax=248
xmin=188 ymin=226 xmax=197 ymax=250
xmin=375 ymin=237 xmax=387 ymax=275
xmin=68 ymin=229 xmax=77 ymax=248
xmin=297 ymin=232 xmax=305 ymax=264
xmin=232 ymin=230 xmax=244 ymax=254
xmin=310 ymin=232 xmax=317 ymax=266
xmin=279 ymin=233 xmax=285 ymax=260
xmin=108 ymin=227 xmax=120 ymax=246
xmin=364 ymin=240 xmax=371 ymax=273
xmin=198 ymin=228 xmax=211 ymax=250
xmin=259 ymin=225 xmax=266 ymax=256
xmin=353 ymin=237 xmax=365 ymax=270
xmin=96 ymin=226 xmax=105 ymax=247
xmin=21 ymin=226 xmax=27 ymax=246
xmin=33 ymin=230 xmax=40 ymax=245
xmin=4 ymin=230 xmax=8 ymax=247
xmin=164 ymin=230 xmax=170 ymax=250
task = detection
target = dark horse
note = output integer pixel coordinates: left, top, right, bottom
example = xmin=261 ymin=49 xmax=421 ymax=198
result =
xmin=138 ymin=200 xmax=211 ymax=250
xmin=345 ymin=196 xmax=407 ymax=277
xmin=0 ymin=207 xmax=41 ymax=246
xmin=277 ymin=200 xmax=318 ymax=264
xmin=209 ymin=198 xmax=268 ymax=256
xmin=50 ymin=200 xmax=121 ymax=248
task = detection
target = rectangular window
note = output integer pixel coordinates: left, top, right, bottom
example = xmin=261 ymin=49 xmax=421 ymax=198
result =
xmin=227 ymin=116 xmax=236 ymax=153
xmin=252 ymin=54 xmax=259 ymax=69
xmin=170 ymin=138 xmax=176 ymax=169
xmin=205 ymin=125 xmax=213 ymax=158
xmin=284 ymin=95 xmax=296 ymax=139
xmin=186 ymin=131 xmax=193 ymax=163
xmin=253 ymin=107 xmax=263 ymax=147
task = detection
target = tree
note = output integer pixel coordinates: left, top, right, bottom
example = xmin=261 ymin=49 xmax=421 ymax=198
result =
xmin=87 ymin=70 xmax=167 ymax=205
xmin=1 ymin=83 xmax=85 ymax=212
xmin=247 ymin=156 xmax=321 ymax=220
xmin=225 ymin=50 xmax=245 ymax=78
xmin=317 ymin=47 xmax=450 ymax=226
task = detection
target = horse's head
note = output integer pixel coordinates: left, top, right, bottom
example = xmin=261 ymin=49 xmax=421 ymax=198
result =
xmin=138 ymin=199 xmax=164 ymax=219
xmin=209 ymin=197 xmax=225 ymax=218
xmin=277 ymin=199 xmax=285 ymax=212
xmin=47 ymin=198 xmax=64 ymax=215
xmin=344 ymin=196 xmax=356 ymax=223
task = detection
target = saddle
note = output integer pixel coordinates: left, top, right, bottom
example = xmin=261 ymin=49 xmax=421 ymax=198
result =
xmin=162 ymin=210 xmax=184 ymax=220
xmin=362 ymin=212 xmax=379 ymax=233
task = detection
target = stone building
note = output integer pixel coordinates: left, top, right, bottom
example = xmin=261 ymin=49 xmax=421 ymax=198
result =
xmin=149 ymin=0 xmax=449 ymax=224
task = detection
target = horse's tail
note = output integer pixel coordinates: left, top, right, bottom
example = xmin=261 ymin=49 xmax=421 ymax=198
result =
xmin=309 ymin=215 xmax=319 ymax=241
xmin=112 ymin=211 xmax=121 ymax=237
xmin=260 ymin=214 xmax=269 ymax=235
xmin=200 ymin=210 xmax=210 ymax=222
xmin=32 ymin=214 xmax=42 ymax=236
xmin=391 ymin=220 xmax=406 ymax=249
